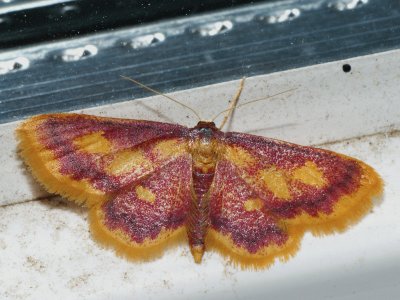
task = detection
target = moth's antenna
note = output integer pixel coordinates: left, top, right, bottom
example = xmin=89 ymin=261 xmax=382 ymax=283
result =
xmin=121 ymin=75 xmax=201 ymax=121
xmin=218 ymin=78 xmax=245 ymax=130
xmin=211 ymin=87 xmax=298 ymax=125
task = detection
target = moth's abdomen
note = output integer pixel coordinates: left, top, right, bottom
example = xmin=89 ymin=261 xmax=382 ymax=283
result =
xmin=187 ymin=167 xmax=214 ymax=263
xmin=192 ymin=171 xmax=214 ymax=199
xmin=187 ymin=124 xmax=221 ymax=263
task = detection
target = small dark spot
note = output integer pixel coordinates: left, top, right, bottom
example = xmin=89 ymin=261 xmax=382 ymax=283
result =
xmin=342 ymin=64 xmax=351 ymax=73
xmin=220 ymin=24 xmax=229 ymax=31
xmin=82 ymin=49 xmax=92 ymax=57
xmin=13 ymin=62 xmax=22 ymax=70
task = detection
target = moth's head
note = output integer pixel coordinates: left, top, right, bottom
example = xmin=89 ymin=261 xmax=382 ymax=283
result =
xmin=194 ymin=121 xmax=217 ymax=130
xmin=194 ymin=121 xmax=219 ymax=135
xmin=191 ymin=121 xmax=219 ymax=139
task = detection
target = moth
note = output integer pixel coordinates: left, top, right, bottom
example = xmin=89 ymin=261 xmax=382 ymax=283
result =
xmin=17 ymin=78 xmax=382 ymax=269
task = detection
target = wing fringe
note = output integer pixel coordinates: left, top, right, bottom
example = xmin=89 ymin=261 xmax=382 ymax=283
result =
xmin=89 ymin=205 xmax=187 ymax=261
xmin=16 ymin=115 xmax=107 ymax=207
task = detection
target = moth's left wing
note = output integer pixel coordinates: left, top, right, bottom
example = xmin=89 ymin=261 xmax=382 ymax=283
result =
xmin=207 ymin=132 xmax=382 ymax=268
xmin=17 ymin=113 xmax=190 ymax=207
xmin=18 ymin=113 xmax=193 ymax=260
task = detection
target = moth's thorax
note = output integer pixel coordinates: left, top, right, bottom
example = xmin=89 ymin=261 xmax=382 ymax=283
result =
xmin=189 ymin=121 xmax=223 ymax=173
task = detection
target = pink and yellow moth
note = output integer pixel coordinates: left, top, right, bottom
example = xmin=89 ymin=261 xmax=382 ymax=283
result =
xmin=16 ymin=79 xmax=382 ymax=269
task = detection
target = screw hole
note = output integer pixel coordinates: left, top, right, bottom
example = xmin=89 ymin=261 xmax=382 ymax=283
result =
xmin=82 ymin=49 xmax=92 ymax=57
xmin=13 ymin=62 xmax=22 ymax=70
xmin=61 ymin=45 xmax=98 ymax=62
xmin=130 ymin=33 xmax=166 ymax=49
xmin=195 ymin=21 xmax=233 ymax=37
xmin=342 ymin=64 xmax=351 ymax=73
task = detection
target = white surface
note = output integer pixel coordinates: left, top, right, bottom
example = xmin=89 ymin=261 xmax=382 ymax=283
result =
xmin=1 ymin=132 xmax=399 ymax=299
xmin=1 ymin=49 xmax=400 ymax=206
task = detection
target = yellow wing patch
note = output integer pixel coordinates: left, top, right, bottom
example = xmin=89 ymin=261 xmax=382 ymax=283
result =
xmin=107 ymin=149 xmax=152 ymax=176
xmin=224 ymin=146 xmax=256 ymax=168
xmin=135 ymin=185 xmax=156 ymax=203
xmin=73 ymin=131 xmax=112 ymax=154
xmin=152 ymin=139 xmax=188 ymax=160
xmin=243 ymin=198 xmax=264 ymax=212
xmin=292 ymin=161 xmax=326 ymax=188
xmin=237 ymin=161 xmax=328 ymax=201
xmin=259 ymin=166 xmax=291 ymax=200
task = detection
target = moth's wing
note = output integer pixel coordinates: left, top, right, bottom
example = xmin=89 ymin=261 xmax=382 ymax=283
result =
xmin=18 ymin=113 xmax=193 ymax=259
xmin=207 ymin=132 xmax=382 ymax=268
xmin=207 ymin=159 xmax=299 ymax=268
xmin=90 ymin=154 xmax=192 ymax=260
xmin=17 ymin=113 xmax=190 ymax=207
